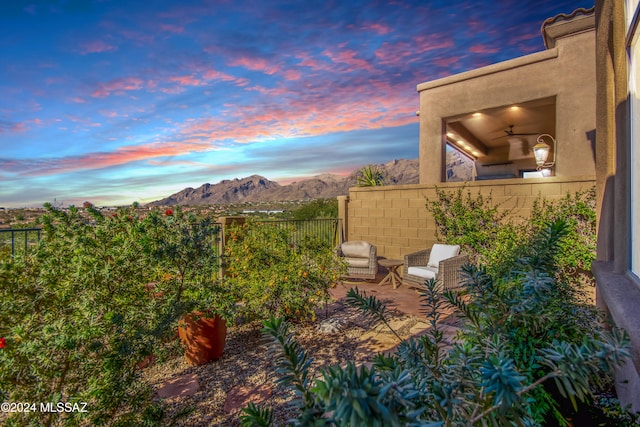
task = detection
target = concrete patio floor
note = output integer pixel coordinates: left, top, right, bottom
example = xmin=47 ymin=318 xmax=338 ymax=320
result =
xmin=329 ymin=269 xmax=460 ymax=321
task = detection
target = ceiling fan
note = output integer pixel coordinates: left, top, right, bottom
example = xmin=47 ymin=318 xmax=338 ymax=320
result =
xmin=501 ymin=125 xmax=538 ymax=138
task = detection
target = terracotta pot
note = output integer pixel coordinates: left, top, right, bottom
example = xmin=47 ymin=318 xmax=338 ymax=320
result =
xmin=137 ymin=354 xmax=156 ymax=370
xmin=177 ymin=312 xmax=227 ymax=366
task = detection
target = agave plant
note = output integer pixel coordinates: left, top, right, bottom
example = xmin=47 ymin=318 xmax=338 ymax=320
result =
xmin=356 ymin=164 xmax=385 ymax=187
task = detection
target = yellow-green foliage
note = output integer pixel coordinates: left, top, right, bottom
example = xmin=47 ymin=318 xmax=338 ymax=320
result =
xmin=426 ymin=186 xmax=596 ymax=282
xmin=224 ymin=220 xmax=345 ymax=322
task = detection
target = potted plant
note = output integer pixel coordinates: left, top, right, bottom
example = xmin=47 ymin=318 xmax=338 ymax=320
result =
xmin=141 ymin=207 xmax=236 ymax=365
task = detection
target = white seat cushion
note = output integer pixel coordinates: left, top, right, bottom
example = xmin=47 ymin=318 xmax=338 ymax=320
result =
xmin=341 ymin=241 xmax=372 ymax=258
xmin=345 ymin=257 xmax=370 ymax=268
xmin=427 ymin=244 xmax=460 ymax=269
xmin=407 ymin=266 xmax=438 ymax=279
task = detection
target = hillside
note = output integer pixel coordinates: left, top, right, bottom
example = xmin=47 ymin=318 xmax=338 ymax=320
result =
xmin=148 ymin=158 xmax=419 ymax=206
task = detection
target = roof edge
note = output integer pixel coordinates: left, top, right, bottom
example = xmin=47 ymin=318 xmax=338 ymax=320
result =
xmin=542 ymin=7 xmax=596 ymax=49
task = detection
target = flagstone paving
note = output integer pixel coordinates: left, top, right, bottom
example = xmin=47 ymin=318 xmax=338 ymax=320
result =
xmin=152 ymin=272 xmax=465 ymax=425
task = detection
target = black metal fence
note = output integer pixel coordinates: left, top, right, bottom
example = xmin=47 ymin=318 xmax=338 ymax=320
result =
xmin=253 ymin=218 xmax=343 ymax=249
xmin=0 ymin=228 xmax=42 ymax=256
xmin=1 ymin=219 xmax=342 ymax=258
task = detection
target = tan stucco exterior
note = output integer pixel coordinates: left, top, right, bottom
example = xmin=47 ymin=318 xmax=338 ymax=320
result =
xmin=592 ymin=0 xmax=640 ymax=412
xmin=417 ymin=14 xmax=596 ymax=183
xmin=339 ymin=4 xmax=640 ymax=410
xmin=342 ymin=177 xmax=595 ymax=259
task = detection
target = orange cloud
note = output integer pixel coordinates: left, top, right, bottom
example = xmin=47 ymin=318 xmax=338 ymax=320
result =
xmin=4 ymin=140 xmax=221 ymax=177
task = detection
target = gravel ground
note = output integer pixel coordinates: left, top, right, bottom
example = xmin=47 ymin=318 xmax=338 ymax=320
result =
xmin=143 ymin=300 xmax=419 ymax=426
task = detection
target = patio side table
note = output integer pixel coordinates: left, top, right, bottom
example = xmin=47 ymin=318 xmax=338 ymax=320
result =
xmin=377 ymin=258 xmax=403 ymax=289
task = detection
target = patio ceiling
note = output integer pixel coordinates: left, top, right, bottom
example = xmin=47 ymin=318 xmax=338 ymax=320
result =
xmin=445 ymin=97 xmax=556 ymax=161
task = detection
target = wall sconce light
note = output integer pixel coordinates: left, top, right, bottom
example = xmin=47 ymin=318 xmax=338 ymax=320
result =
xmin=533 ymin=134 xmax=556 ymax=171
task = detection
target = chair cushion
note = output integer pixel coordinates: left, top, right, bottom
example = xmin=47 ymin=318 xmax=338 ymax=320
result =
xmin=407 ymin=266 xmax=437 ymax=279
xmin=345 ymin=257 xmax=370 ymax=268
xmin=427 ymin=244 xmax=460 ymax=269
xmin=341 ymin=241 xmax=372 ymax=258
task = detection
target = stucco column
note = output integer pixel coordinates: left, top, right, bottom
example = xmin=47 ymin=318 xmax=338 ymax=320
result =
xmin=337 ymin=196 xmax=349 ymax=243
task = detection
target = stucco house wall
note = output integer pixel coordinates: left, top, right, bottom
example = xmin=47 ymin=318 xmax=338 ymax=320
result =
xmin=417 ymin=12 xmax=596 ymax=183
xmin=592 ymin=0 xmax=640 ymax=412
xmin=342 ymin=177 xmax=595 ymax=259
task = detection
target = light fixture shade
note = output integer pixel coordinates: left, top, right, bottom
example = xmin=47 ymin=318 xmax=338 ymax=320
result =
xmin=533 ymin=141 xmax=550 ymax=166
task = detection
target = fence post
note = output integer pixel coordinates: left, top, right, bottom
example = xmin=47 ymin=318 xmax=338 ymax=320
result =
xmin=216 ymin=216 xmax=246 ymax=280
xmin=337 ymin=196 xmax=349 ymax=243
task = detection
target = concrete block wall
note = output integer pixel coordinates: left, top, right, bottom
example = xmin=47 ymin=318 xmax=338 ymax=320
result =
xmin=343 ymin=176 xmax=596 ymax=260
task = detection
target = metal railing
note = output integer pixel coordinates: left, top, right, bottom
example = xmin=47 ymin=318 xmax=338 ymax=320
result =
xmin=0 ymin=228 xmax=42 ymax=256
xmin=253 ymin=218 xmax=343 ymax=249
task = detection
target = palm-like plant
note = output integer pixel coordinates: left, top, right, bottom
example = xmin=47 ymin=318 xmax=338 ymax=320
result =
xmin=356 ymin=164 xmax=385 ymax=187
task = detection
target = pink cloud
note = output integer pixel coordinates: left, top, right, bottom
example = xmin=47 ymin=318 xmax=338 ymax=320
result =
xmin=469 ymin=44 xmax=500 ymax=54
xmin=0 ymin=122 xmax=25 ymax=134
xmin=228 ymin=57 xmax=281 ymax=75
xmin=361 ymin=22 xmax=392 ymax=35
xmin=3 ymin=140 xmax=220 ymax=177
xmin=92 ymin=77 xmax=145 ymax=98
xmin=72 ymin=97 xmax=87 ymax=104
xmin=160 ymin=86 xmax=186 ymax=94
xmin=509 ymin=32 xmax=539 ymax=44
xmin=79 ymin=40 xmax=118 ymax=55
xmin=160 ymin=23 xmax=184 ymax=33
xmin=170 ymin=75 xmax=206 ymax=86
xmin=98 ymin=110 xmax=126 ymax=118
xmin=202 ymin=69 xmax=242 ymax=83
xmin=0 ymin=117 xmax=44 ymax=134
xmin=433 ymin=56 xmax=460 ymax=68
xmin=177 ymin=78 xmax=417 ymax=145
xmin=294 ymin=52 xmax=334 ymax=72
xmin=323 ymin=48 xmax=375 ymax=72
xmin=284 ymin=69 xmax=301 ymax=81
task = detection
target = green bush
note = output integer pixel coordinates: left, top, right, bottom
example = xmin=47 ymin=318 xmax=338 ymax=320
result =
xmin=426 ymin=185 xmax=596 ymax=283
xmin=224 ymin=220 xmax=345 ymax=322
xmin=291 ymin=199 xmax=338 ymax=220
xmin=0 ymin=204 xmax=163 ymax=426
xmin=241 ymin=220 xmax=631 ymax=426
xmin=0 ymin=204 xmax=228 ymax=426
xmin=426 ymin=185 xmax=521 ymax=275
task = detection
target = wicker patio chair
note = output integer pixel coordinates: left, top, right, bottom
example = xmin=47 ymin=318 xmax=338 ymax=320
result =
xmin=403 ymin=244 xmax=468 ymax=291
xmin=336 ymin=240 xmax=378 ymax=280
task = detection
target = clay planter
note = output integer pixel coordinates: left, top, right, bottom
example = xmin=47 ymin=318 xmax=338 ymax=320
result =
xmin=178 ymin=312 xmax=227 ymax=366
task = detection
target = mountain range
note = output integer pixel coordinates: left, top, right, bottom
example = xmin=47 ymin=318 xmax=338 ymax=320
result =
xmin=148 ymin=158 xmax=419 ymax=206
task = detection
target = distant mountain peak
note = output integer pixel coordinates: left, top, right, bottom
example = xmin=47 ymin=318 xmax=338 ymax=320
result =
xmin=147 ymin=158 xmax=419 ymax=206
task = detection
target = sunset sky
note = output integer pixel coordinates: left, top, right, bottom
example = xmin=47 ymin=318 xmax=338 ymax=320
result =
xmin=0 ymin=0 xmax=593 ymax=207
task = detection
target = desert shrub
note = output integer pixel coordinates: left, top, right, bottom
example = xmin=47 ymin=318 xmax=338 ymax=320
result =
xmin=426 ymin=185 xmax=522 ymax=276
xmin=224 ymin=220 xmax=345 ymax=322
xmin=426 ymin=186 xmax=597 ymax=283
xmin=0 ymin=204 xmax=164 ymax=426
xmin=241 ymin=220 xmax=631 ymax=426
xmin=0 ymin=204 xmax=226 ymax=426
xmin=291 ymin=199 xmax=338 ymax=220
xmin=529 ymin=187 xmax=597 ymax=287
